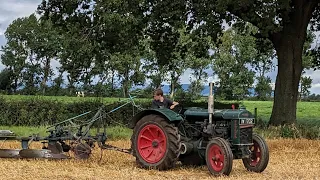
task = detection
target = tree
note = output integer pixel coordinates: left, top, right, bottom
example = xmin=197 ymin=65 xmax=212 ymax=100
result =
xmin=110 ymin=52 xmax=145 ymax=98
xmin=187 ymin=29 xmax=213 ymax=100
xmin=37 ymin=0 xmax=147 ymax=96
xmin=255 ymin=76 xmax=273 ymax=100
xmin=0 ymin=16 xmax=32 ymax=93
xmin=185 ymin=0 xmax=320 ymax=126
xmin=299 ymin=76 xmax=313 ymax=100
xmin=252 ymin=39 xmax=275 ymax=100
xmin=0 ymin=69 xmax=13 ymax=92
xmin=212 ymin=26 xmax=256 ymax=100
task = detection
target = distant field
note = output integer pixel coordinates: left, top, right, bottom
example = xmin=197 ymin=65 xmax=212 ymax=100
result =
xmin=238 ymin=101 xmax=320 ymax=125
xmin=1 ymin=94 xmax=320 ymax=125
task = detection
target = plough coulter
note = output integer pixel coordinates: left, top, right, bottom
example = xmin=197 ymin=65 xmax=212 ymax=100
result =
xmin=0 ymin=82 xmax=270 ymax=177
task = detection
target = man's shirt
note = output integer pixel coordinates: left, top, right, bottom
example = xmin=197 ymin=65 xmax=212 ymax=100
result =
xmin=151 ymin=97 xmax=173 ymax=109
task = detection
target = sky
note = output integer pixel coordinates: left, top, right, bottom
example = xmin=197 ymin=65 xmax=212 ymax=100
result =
xmin=1 ymin=0 xmax=320 ymax=94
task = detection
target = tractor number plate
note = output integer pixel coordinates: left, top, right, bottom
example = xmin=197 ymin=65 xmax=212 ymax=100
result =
xmin=239 ymin=118 xmax=254 ymax=124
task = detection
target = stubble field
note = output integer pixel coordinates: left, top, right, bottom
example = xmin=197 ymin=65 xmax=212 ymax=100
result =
xmin=0 ymin=138 xmax=319 ymax=180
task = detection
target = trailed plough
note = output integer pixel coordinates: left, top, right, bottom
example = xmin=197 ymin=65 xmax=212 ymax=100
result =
xmin=0 ymin=95 xmax=142 ymax=160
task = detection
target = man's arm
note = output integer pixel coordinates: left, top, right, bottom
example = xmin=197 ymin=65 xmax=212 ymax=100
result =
xmin=168 ymin=99 xmax=179 ymax=109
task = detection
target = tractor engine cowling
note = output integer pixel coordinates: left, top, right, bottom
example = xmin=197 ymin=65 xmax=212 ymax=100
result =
xmin=180 ymin=107 xmax=255 ymax=159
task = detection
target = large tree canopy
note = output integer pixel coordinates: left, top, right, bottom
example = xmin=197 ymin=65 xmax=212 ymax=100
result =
xmin=36 ymin=0 xmax=320 ymax=125
xmin=185 ymin=0 xmax=320 ymax=125
xmin=1 ymin=0 xmax=319 ymax=126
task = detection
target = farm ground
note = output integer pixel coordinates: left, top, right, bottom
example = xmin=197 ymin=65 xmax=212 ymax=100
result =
xmin=0 ymin=138 xmax=319 ymax=180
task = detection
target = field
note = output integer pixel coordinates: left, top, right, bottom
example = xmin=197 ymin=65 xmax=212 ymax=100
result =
xmin=0 ymin=95 xmax=320 ymax=179
xmin=0 ymin=139 xmax=319 ymax=180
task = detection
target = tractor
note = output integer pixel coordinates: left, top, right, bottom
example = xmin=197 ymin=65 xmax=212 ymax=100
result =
xmin=129 ymin=82 xmax=269 ymax=176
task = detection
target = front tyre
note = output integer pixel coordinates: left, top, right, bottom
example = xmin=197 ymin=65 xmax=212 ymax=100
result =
xmin=206 ymin=137 xmax=233 ymax=176
xmin=242 ymin=133 xmax=269 ymax=172
xmin=131 ymin=114 xmax=181 ymax=170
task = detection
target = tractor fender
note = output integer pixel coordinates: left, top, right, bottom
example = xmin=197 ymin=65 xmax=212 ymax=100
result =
xmin=129 ymin=108 xmax=183 ymax=129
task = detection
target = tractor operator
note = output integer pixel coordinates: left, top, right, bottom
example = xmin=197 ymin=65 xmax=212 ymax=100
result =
xmin=151 ymin=88 xmax=179 ymax=110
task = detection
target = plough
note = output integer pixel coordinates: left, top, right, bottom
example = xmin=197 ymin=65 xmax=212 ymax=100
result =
xmin=0 ymin=95 xmax=142 ymax=160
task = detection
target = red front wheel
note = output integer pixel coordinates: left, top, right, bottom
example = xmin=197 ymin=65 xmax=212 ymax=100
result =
xmin=131 ymin=114 xmax=181 ymax=170
xmin=206 ymin=137 xmax=233 ymax=176
xmin=242 ymin=133 xmax=269 ymax=173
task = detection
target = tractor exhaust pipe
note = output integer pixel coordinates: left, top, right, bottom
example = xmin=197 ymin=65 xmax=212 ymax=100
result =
xmin=208 ymin=82 xmax=214 ymax=124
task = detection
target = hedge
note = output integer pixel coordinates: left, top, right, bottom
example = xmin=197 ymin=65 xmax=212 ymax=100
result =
xmin=0 ymin=97 xmax=239 ymax=127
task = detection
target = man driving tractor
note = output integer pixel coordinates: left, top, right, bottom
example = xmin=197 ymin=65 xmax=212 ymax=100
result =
xmin=151 ymin=88 xmax=179 ymax=110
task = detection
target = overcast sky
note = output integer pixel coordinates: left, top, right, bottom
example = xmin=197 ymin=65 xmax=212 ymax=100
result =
xmin=1 ymin=0 xmax=320 ymax=94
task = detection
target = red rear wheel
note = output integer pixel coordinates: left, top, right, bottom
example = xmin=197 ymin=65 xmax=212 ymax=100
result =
xmin=131 ymin=114 xmax=181 ymax=170
xmin=242 ymin=133 xmax=269 ymax=172
xmin=137 ymin=124 xmax=167 ymax=163
xmin=206 ymin=137 xmax=233 ymax=176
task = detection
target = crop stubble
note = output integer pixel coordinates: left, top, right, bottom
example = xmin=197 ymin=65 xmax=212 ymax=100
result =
xmin=0 ymin=139 xmax=319 ymax=180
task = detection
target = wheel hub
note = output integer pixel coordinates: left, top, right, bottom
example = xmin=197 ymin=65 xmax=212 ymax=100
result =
xmin=249 ymin=142 xmax=261 ymax=166
xmin=208 ymin=144 xmax=225 ymax=172
xmin=152 ymin=140 xmax=159 ymax=147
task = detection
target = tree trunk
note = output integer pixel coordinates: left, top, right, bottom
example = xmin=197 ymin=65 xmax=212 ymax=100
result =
xmin=41 ymin=57 xmax=50 ymax=95
xmin=269 ymin=31 xmax=304 ymax=126
xmin=111 ymin=70 xmax=115 ymax=96
xmin=170 ymin=73 xmax=175 ymax=99
xmin=268 ymin=1 xmax=317 ymax=126
xmin=122 ymin=69 xmax=129 ymax=98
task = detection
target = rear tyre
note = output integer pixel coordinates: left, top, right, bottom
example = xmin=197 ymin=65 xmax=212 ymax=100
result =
xmin=242 ymin=133 xmax=269 ymax=172
xmin=131 ymin=114 xmax=181 ymax=170
xmin=206 ymin=137 xmax=233 ymax=176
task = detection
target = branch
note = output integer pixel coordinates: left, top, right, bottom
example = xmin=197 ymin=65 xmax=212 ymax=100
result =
xmin=225 ymin=3 xmax=278 ymax=39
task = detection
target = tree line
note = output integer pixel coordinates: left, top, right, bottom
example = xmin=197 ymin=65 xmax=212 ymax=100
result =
xmin=0 ymin=0 xmax=320 ymax=126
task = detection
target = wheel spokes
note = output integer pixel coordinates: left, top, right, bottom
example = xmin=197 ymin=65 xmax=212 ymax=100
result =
xmin=137 ymin=124 xmax=167 ymax=163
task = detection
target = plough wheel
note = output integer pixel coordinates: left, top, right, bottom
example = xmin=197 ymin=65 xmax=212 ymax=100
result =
xmin=131 ymin=114 xmax=181 ymax=170
xmin=71 ymin=142 xmax=92 ymax=159
xmin=206 ymin=137 xmax=233 ymax=176
xmin=48 ymin=142 xmax=63 ymax=154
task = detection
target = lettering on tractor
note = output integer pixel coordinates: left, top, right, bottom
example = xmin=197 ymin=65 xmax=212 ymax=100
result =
xmin=0 ymin=83 xmax=269 ymax=177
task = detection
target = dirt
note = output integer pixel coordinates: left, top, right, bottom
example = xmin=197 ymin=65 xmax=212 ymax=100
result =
xmin=0 ymin=139 xmax=319 ymax=180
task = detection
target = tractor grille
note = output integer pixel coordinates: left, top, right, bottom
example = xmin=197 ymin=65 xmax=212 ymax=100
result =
xmin=240 ymin=127 xmax=253 ymax=144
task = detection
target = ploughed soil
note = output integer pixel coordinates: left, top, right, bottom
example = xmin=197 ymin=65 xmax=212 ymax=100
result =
xmin=0 ymin=139 xmax=319 ymax=180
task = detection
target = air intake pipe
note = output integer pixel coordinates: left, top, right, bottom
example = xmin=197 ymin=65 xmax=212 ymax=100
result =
xmin=208 ymin=82 xmax=214 ymax=124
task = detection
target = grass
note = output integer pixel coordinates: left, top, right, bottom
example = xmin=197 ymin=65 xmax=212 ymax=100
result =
xmin=0 ymin=125 xmax=132 ymax=141
xmin=1 ymin=95 xmax=320 ymax=138
xmin=0 ymin=139 xmax=319 ymax=179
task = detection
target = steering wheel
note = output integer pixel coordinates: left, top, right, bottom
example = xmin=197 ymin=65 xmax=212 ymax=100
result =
xmin=171 ymin=104 xmax=184 ymax=114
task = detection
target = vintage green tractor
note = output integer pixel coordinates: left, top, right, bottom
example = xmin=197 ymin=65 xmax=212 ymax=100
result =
xmin=129 ymin=82 xmax=269 ymax=176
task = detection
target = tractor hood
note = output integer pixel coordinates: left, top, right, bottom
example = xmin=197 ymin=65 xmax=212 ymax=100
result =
xmin=183 ymin=107 xmax=255 ymax=120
